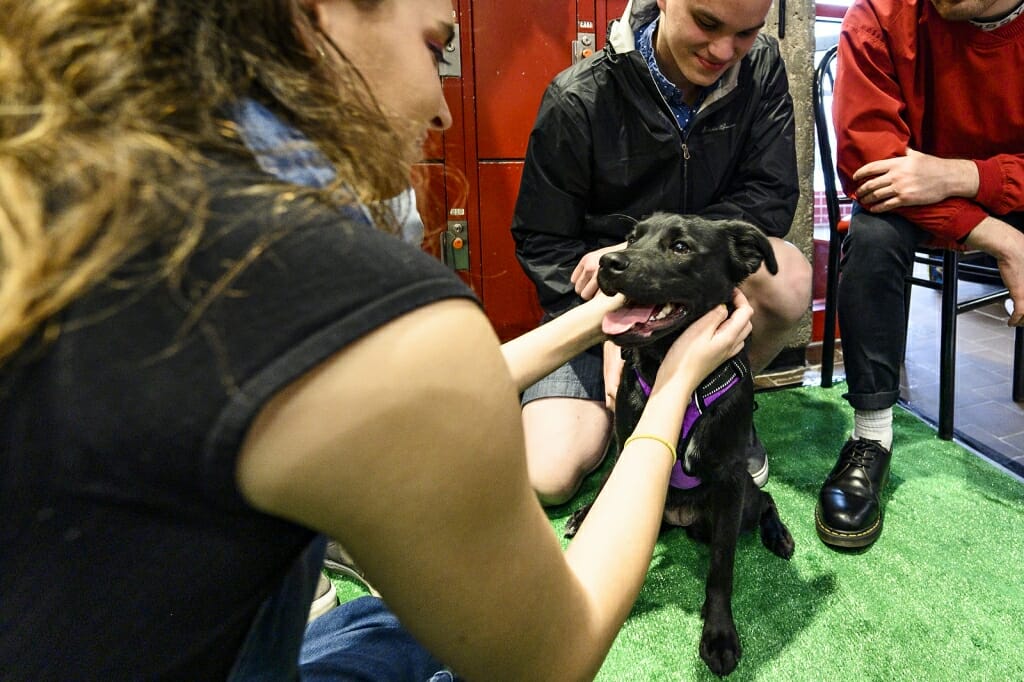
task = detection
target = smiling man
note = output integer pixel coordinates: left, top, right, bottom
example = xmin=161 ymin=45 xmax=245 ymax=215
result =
xmin=511 ymin=0 xmax=811 ymax=507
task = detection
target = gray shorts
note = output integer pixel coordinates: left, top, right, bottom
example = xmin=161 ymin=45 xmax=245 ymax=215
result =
xmin=521 ymin=350 xmax=605 ymax=405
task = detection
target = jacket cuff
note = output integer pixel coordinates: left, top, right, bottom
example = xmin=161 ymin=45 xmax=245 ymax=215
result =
xmin=974 ymin=158 xmax=1004 ymax=212
xmin=946 ymin=203 xmax=988 ymax=244
xmin=899 ymin=201 xmax=986 ymax=248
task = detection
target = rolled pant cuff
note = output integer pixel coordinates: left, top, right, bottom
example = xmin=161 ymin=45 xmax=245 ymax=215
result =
xmin=842 ymin=390 xmax=899 ymax=412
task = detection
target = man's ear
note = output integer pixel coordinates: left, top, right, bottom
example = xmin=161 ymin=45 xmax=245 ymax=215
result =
xmin=725 ymin=220 xmax=778 ymax=280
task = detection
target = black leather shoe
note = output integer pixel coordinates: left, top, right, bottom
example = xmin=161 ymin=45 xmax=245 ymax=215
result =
xmin=815 ymin=438 xmax=892 ymax=548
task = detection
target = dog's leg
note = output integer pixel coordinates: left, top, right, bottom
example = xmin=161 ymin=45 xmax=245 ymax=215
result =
xmin=755 ymin=489 xmax=795 ymax=560
xmin=563 ymin=502 xmax=593 ymax=538
xmin=699 ymin=475 xmax=745 ymax=677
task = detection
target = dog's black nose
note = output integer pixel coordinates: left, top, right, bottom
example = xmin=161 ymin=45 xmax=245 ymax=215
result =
xmin=600 ymin=251 xmax=629 ymax=274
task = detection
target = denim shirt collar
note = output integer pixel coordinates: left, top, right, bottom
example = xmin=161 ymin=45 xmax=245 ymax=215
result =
xmin=228 ymin=98 xmax=424 ymax=245
xmin=229 ymin=98 xmax=337 ymax=189
xmin=637 ymin=17 xmax=714 ymax=133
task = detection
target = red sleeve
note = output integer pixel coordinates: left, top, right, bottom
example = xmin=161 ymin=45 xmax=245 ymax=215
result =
xmin=833 ymin=3 xmax=985 ymax=244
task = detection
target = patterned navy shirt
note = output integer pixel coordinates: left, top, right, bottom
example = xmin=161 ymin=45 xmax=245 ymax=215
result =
xmin=637 ymin=17 xmax=714 ymax=135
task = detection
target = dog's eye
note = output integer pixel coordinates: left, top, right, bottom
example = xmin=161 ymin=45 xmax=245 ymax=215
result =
xmin=671 ymin=240 xmax=690 ymax=254
xmin=626 ymin=235 xmax=637 ymax=245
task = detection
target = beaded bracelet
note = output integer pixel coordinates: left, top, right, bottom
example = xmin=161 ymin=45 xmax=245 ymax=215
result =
xmin=623 ymin=434 xmax=677 ymax=463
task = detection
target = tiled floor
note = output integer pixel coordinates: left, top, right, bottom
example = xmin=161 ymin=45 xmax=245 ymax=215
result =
xmin=899 ymin=278 xmax=1024 ymax=479
xmin=757 ymin=273 xmax=1024 ymax=482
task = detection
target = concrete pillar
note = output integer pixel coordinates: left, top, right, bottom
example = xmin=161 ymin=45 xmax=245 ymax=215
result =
xmin=764 ymin=0 xmax=816 ymax=358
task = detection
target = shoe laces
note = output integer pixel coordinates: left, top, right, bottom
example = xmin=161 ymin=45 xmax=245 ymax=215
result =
xmin=842 ymin=439 xmax=883 ymax=468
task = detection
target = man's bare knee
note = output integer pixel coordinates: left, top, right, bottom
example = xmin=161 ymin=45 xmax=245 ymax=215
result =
xmin=534 ymin=473 xmax=587 ymax=507
xmin=522 ymin=397 xmax=612 ymax=506
xmin=743 ymin=239 xmax=812 ymax=325
xmin=527 ymin=437 xmax=610 ymax=506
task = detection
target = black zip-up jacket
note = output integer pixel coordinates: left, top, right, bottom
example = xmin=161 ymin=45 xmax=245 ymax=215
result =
xmin=511 ymin=0 xmax=798 ymax=320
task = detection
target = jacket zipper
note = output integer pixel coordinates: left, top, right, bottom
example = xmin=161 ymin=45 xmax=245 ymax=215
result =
xmin=679 ymin=114 xmax=695 ymax=211
xmin=649 ymin=85 xmax=692 ymax=211
xmin=681 ymin=137 xmax=691 ymax=208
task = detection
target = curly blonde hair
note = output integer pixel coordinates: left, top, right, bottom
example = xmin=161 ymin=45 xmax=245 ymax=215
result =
xmin=0 ymin=0 xmax=407 ymax=366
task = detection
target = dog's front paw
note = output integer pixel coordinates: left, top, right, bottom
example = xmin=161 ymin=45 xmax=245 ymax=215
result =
xmin=699 ymin=616 xmax=741 ymax=677
xmin=758 ymin=493 xmax=795 ymax=560
xmin=760 ymin=517 xmax=795 ymax=560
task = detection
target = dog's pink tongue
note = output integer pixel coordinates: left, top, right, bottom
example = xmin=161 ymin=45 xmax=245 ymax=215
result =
xmin=603 ymin=305 xmax=656 ymax=334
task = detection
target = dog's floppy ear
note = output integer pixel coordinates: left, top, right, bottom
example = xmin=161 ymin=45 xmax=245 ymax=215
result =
xmin=724 ymin=220 xmax=778 ymax=280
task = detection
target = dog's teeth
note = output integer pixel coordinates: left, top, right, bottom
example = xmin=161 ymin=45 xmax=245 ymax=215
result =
xmin=652 ymin=303 xmax=674 ymax=321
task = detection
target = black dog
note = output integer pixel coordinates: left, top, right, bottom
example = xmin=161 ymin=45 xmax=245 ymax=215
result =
xmin=564 ymin=212 xmax=795 ymax=677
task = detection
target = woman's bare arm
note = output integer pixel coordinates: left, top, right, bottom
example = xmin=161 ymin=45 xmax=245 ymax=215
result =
xmin=499 ymin=292 xmax=624 ymax=393
xmin=236 ymin=296 xmax=749 ymax=681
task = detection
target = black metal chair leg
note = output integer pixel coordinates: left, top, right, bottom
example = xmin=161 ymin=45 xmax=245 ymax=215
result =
xmin=938 ymin=250 xmax=959 ymax=440
xmin=1014 ymin=326 xmax=1024 ymax=402
xmin=821 ymin=228 xmax=842 ymax=388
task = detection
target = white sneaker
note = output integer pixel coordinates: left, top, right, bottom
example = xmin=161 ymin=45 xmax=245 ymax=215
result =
xmin=324 ymin=540 xmax=380 ymax=597
xmin=307 ymin=572 xmax=338 ymax=623
xmin=746 ymin=424 xmax=769 ymax=489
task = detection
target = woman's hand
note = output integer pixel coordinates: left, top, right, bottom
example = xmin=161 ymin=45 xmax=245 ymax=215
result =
xmin=654 ymin=289 xmax=754 ymax=392
xmin=586 ymin=289 xmax=627 ymax=318
xmin=584 ymin=291 xmax=626 ymax=409
xmin=499 ymin=291 xmax=625 ymax=393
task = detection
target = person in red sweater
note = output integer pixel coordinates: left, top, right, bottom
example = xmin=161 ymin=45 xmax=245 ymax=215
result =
xmin=818 ymin=0 xmax=1024 ymax=549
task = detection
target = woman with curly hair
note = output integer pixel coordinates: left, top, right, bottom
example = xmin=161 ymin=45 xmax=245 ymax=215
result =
xmin=0 ymin=1 xmax=752 ymax=679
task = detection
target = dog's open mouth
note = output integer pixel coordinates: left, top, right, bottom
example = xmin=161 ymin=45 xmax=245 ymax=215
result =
xmin=602 ymin=301 xmax=689 ymax=339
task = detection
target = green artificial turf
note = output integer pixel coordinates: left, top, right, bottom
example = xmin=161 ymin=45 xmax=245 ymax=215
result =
xmin=330 ymin=384 xmax=1024 ymax=680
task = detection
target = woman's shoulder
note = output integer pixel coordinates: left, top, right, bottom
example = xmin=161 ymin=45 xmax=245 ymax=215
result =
xmin=198 ymin=152 xmax=475 ymax=311
xmin=190 ymin=168 xmax=479 ymax=401
xmin=169 ymin=154 xmax=480 ymax=503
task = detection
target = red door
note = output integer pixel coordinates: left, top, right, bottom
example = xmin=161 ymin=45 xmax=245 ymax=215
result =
xmin=464 ymin=1 xmax=601 ymax=340
xmin=415 ymin=2 xmax=609 ymax=341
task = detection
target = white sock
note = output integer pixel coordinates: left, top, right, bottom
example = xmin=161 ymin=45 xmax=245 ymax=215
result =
xmin=853 ymin=409 xmax=893 ymax=450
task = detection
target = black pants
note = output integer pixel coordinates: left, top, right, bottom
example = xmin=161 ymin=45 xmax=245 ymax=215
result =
xmin=838 ymin=205 xmax=1022 ymax=411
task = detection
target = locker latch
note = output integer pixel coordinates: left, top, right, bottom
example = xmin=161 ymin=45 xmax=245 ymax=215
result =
xmin=441 ymin=220 xmax=469 ymax=271
xmin=438 ymin=24 xmax=462 ymax=78
xmin=571 ymin=32 xmax=595 ymax=64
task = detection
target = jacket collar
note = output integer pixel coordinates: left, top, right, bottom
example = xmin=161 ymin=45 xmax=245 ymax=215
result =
xmin=608 ymin=0 xmax=639 ymax=53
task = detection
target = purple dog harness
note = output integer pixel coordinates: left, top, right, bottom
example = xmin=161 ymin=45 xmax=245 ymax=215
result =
xmin=633 ymin=355 xmax=750 ymax=489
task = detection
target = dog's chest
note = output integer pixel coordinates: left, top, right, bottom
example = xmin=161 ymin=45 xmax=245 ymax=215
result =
xmin=663 ymin=504 xmax=701 ymax=526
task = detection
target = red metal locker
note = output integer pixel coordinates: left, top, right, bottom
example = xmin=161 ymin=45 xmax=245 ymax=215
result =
xmin=417 ymin=2 xmax=608 ymax=341
xmin=468 ymin=1 xmax=597 ymax=340
xmin=412 ymin=64 xmax=474 ymax=289
xmin=599 ymin=1 xmax=630 ymax=49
